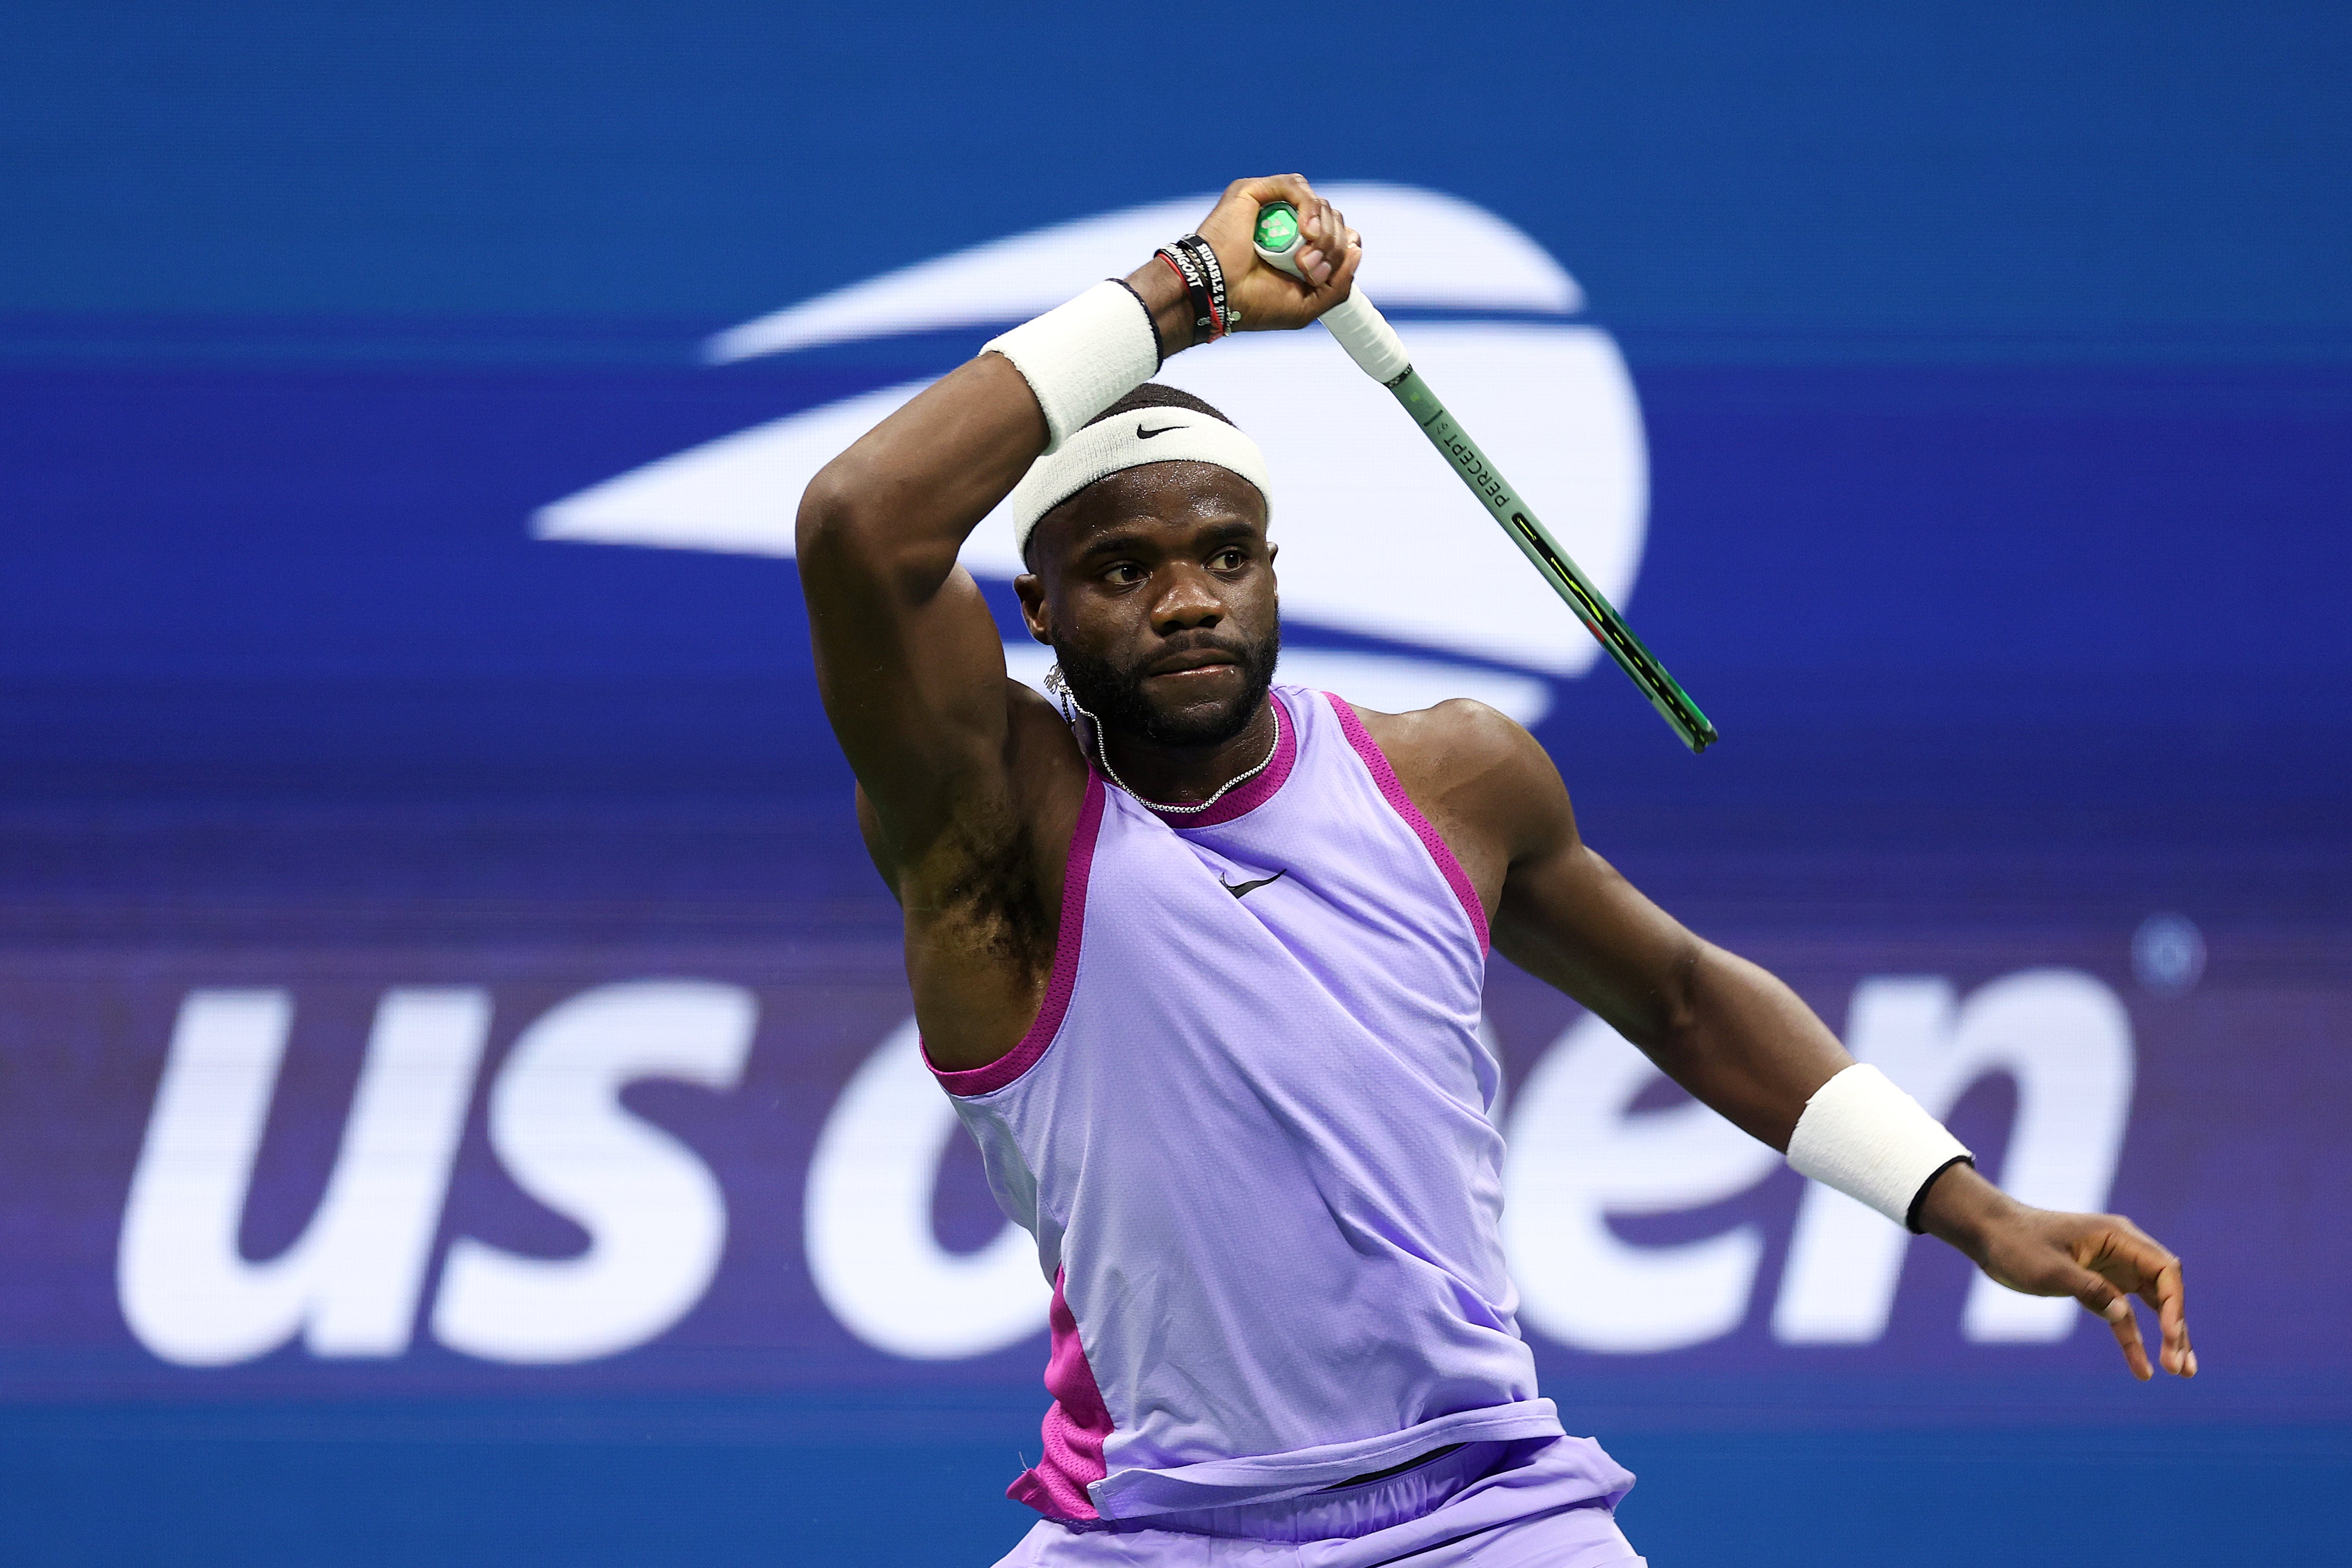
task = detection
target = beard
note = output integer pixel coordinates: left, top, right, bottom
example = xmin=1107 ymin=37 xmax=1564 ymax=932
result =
xmin=1054 ymin=622 xmax=1282 ymax=749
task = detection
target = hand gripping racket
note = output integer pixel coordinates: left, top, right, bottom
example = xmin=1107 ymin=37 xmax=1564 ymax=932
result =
xmin=1253 ymin=201 xmax=1718 ymax=753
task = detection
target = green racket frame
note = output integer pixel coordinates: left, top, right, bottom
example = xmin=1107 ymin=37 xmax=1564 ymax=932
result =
xmin=1386 ymin=368 xmax=1717 ymax=752
xmin=1250 ymin=199 xmax=1717 ymax=752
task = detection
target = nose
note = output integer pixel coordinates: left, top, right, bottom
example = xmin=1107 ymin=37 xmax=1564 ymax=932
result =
xmin=1149 ymin=563 xmax=1225 ymax=635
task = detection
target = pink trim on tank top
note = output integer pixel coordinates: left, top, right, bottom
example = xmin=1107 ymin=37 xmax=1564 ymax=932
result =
xmin=925 ymin=772 xmax=1107 ymax=1097
xmin=1324 ymin=693 xmax=1492 ymax=954
xmin=1006 ymin=1267 xmax=1113 ymax=1521
xmin=1169 ymin=690 xmax=1296 ymax=829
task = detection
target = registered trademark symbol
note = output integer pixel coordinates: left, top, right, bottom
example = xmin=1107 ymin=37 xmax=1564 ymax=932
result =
xmin=2131 ymin=912 xmax=2205 ymax=997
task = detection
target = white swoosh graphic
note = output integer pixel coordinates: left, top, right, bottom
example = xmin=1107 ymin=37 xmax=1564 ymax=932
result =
xmin=705 ymin=183 xmax=1583 ymax=364
xmin=539 ymin=185 xmax=1645 ymax=697
xmin=538 ymin=325 xmax=1645 ymax=677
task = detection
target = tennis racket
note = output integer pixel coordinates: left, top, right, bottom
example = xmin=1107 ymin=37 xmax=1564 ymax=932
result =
xmin=1253 ymin=200 xmax=1718 ymax=754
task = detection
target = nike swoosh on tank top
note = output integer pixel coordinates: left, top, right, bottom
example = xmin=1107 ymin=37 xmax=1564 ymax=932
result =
xmin=926 ymin=686 xmax=1630 ymax=1523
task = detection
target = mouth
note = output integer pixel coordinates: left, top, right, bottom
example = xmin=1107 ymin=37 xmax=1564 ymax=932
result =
xmin=1143 ymin=649 xmax=1241 ymax=682
xmin=1148 ymin=668 xmax=1239 ymax=696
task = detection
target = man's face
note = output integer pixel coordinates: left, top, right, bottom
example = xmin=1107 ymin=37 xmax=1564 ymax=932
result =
xmin=1015 ymin=461 xmax=1279 ymax=749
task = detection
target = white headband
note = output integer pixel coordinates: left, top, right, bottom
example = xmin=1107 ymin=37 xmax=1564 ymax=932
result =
xmin=1009 ymin=409 xmax=1273 ymax=559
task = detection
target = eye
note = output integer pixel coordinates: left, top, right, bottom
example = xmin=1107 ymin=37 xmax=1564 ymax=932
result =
xmin=1211 ymin=548 xmax=1248 ymax=571
xmin=1102 ymin=562 xmax=1145 ymax=587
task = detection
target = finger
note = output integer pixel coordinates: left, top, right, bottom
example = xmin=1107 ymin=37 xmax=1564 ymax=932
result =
xmin=2075 ymin=1270 xmax=2152 ymax=1380
xmin=1323 ymin=199 xmax=1349 ymax=271
xmin=1307 ymin=198 xmax=1341 ymax=283
xmin=2152 ymin=1261 xmax=2192 ymax=1375
xmin=1322 ymin=231 xmax=1365 ymax=299
xmin=2102 ymin=1295 xmax=2154 ymax=1382
xmin=2090 ymin=1224 xmax=2192 ymax=1376
xmin=1219 ymin=173 xmax=1318 ymax=227
xmin=2130 ymin=1252 xmax=2191 ymax=1375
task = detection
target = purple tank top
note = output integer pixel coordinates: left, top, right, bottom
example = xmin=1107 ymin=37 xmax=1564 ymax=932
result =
xmin=928 ymin=686 xmax=1619 ymax=1523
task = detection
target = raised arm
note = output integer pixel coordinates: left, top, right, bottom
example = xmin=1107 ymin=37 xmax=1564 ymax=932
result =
xmin=797 ymin=174 xmax=1356 ymax=879
xmin=798 ymin=177 xmax=1361 ymax=1070
xmin=1383 ymin=700 xmax=2193 ymax=1381
xmin=795 ymin=332 xmax=1115 ymax=872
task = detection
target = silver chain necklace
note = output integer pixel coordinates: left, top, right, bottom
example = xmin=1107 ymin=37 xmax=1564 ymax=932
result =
xmin=1045 ymin=665 xmax=1282 ymax=816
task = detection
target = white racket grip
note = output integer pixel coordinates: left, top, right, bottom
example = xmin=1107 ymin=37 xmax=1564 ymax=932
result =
xmin=1317 ymin=291 xmax=1412 ymax=385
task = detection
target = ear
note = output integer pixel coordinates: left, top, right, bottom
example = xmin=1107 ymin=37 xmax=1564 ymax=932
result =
xmin=1014 ymin=573 xmax=1053 ymax=644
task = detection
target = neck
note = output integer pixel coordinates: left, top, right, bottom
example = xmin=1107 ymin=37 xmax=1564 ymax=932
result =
xmin=1097 ymin=697 xmax=1279 ymax=806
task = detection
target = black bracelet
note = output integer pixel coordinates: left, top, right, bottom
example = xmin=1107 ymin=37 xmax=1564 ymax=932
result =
xmin=1109 ymin=275 xmax=1165 ymax=369
xmin=1155 ymin=245 xmax=1216 ymax=347
xmin=1160 ymin=245 xmax=1212 ymax=342
xmin=1172 ymin=233 xmax=1228 ymax=338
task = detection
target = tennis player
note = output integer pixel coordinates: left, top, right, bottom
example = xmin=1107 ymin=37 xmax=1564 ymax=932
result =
xmin=796 ymin=174 xmax=2194 ymax=1566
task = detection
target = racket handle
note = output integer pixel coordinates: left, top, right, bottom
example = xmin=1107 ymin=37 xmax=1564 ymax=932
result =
xmin=1252 ymin=201 xmax=1411 ymax=385
xmin=1315 ymin=293 xmax=1412 ymax=385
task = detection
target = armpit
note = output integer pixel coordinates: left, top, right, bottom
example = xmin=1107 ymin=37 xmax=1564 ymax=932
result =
xmin=911 ymin=805 xmax=1057 ymax=986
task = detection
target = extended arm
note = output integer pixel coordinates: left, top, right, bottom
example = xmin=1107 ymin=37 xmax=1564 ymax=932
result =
xmin=1413 ymin=704 xmax=2194 ymax=1380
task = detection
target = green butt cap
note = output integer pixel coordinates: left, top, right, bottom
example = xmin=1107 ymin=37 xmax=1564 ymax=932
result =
xmin=1254 ymin=203 xmax=1299 ymax=253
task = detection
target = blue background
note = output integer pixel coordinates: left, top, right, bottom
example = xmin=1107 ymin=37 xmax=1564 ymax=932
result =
xmin=2 ymin=4 xmax=2348 ymax=1564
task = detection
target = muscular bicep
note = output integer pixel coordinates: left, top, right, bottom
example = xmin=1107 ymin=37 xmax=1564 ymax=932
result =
xmin=1385 ymin=700 xmax=1843 ymax=1141
xmin=796 ymin=355 xmax=1049 ymax=853
xmin=1494 ymin=798 xmax=1849 ymax=1149
xmin=800 ymin=546 xmax=1014 ymax=787
xmin=1494 ymin=835 xmax=1707 ymax=1049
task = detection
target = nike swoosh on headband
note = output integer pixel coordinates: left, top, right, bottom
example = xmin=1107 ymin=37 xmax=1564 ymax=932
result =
xmin=1135 ymin=423 xmax=1183 ymax=438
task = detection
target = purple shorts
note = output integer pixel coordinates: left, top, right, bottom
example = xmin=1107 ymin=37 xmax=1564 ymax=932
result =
xmin=991 ymin=1437 xmax=1646 ymax=1567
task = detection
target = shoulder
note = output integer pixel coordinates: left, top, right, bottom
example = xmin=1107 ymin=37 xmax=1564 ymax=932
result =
xmin=1005 ymin=674 xmax=1090 ymax=780
xmin=1346 ymin=696 xmax=1576 ymax=866
xmin=1349 ymin=696 xmax=1556 ymax=792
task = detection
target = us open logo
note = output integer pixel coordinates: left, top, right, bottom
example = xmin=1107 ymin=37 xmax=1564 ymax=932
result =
xmin=534 ymin=184 xmax=1650 ymax=725
xmin=98 ymin=195 xmax=2138 ymax=1377
xmin=520 ymin=195 xmax=2129 ymax=1365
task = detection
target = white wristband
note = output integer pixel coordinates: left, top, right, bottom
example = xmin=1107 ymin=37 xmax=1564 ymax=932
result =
xmin=1786 ymin=1064 xmax=1972 ymax=1231
xmin=982 ymin=280 xmax=1160 ymax=454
